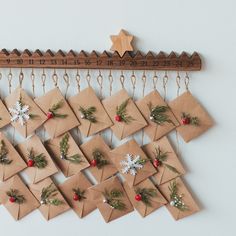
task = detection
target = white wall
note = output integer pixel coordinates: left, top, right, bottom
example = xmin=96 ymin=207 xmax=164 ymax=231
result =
xmin=0 ymin=0 xmax=235 ymax=235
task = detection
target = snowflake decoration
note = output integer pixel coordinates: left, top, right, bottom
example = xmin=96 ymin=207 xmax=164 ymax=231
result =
xmin=9 ymin=100 xmax=30 ymax=126
xmin=120 ymin=154 xmax=145 ymax=176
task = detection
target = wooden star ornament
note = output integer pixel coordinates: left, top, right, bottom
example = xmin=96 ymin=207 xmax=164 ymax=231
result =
xmin=110 ymin=29 xmax=134 ymax=57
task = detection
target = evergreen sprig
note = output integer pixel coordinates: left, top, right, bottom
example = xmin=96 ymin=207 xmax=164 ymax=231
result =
xmin=116 ymin=98 xmax=135 ymax=124
xmin=148 ymin=102 xmax=175 ymax=126
xmin=40 ymin=183 xmax=63 ymax=206
xmin=92 ymin=149 xmax=108 ymax=169
xmin=135 ymin=187 xmax=157 ymax=206
xmin=168 ymin=181 xmax=188 ymax=211
xmin=79 ymin=106 xmax=97 ymax=123
xmin=48 ymin=100 xmax=68 ymax=118
xmin=72 ymin=188 xmax=86 ymax=200
xmin=28 ymin=148 xmax=47 ymax=169
xmin=6 ymin=189 xmax=25 ymax=204
xmin=103 ymin=189 xmax=126 ymax=210
xmin=0 ymin=140 xmax=12 ymax=165
xmin=181 ymin=112 xmax=199 ymax=126
xmin=59 ymin=133 xmax=83 ymax=164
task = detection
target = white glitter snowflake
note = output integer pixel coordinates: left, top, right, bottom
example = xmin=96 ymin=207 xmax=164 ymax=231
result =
xmin=9 ymin=100 xmax=30 ymax=126
xmin=120 ymin=154 xmax=144 ymax=176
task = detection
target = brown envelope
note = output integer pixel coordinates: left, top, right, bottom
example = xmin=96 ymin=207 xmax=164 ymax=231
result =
xmin=159 ymin=177 xmax=200 ymax=220
xmin=102 ymin=89 xmax=147 ymax=140
xmin=0 ymin=132 xmax=26 ymax=182
xmin=28 ymin=177 xmax=70 ymax=221
xmin=88 ymin=176 xmax=133 ymax=223
xmin=0 ymin=175 xmax=40 ymax=220
xmin=110 ymin=139 xmax=156 ymax=187
xmin=123 ymin=178 xmax=167 ymax=217
xmin=136 ymin=90 xmax=179 ymax=141
xmin=80 ymin=135 xmax=118 ymax=183
xmin=4 ymin=87 xmax=47 ymax=138
xmin=68 ymin=87 xmax=113 ymax=137
xmin=58 ymin=172 xmax=96 ymax=218
xmin=0 ymin=99 xmax=11 ymax=129
xmin=34 ymin=87 xmax=79 ymax=138
xmin=169 ymin=91 xmax=214 ymax=142
xmin=16 ymin=135 xmax=58 ymax=184
xmin=46 ymin=132 xmax=90 ymax=177
xmin=142 ymin=136 xmax=185 ymax=185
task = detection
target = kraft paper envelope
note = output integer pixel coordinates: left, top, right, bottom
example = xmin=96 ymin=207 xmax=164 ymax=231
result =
xmin=4 ymin=87 xmax=47 ymax=138
xmin=123 ymin=178 xmax=167 ymax=217
xmin=136 ymin=90 xmax=179 ymax=141
xmin=110 ymin=139 xmax=156 ymax=187
xmin=0 ymin=175 xmax=40 ymax=220
xmin=68 ymin=87 xmax=113 ymax=137
xmin=34 ymin=87 xmax=79 ymax=138
xmin=46 ymin=132 xmax=90 ymax=177
xmin=29 ymin=177 xmax=70 ymax=221
xmin=16 ymin=135 xmax=58 ymax=184
xmin=142 ymin=136 xmax=185 ymax=185
xmin=169 ymin=91 xmax=214 ymax=142
xmin=88 ymin=176 xmax=133 ymax=223
xmin=102 ymin=89 xmax=147 ymax=140
xmin=0 ymin=99 xmax=11 ymax=129
xmin=159 ymin=177 xmax=200 ymax=220
xmin=80 ymin=135 xmax=118 ymax=183
xmin=59 ymin=172 xmax=96 ymax=218
xmin=0 ymin=132 xmax=26 ymax=182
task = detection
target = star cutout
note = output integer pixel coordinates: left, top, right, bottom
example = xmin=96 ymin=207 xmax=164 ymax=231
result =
xmin=110 ymin=29 xmax=134 ymax=57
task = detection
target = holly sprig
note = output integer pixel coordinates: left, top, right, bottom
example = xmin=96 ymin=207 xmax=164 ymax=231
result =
xmin=135 ymin=187 xmax=157 ymax=207
xmin=79 ymin=106 xmax=97 ymax=123
xmin=28 ymin=148 xmax=47 ymax=169
xmin=0 ymin=140 xmax=12 ymax=165
xmin=168 ymin=180 xmax=188 ymax=211
xmin=148 ymin=102 xmax=175 ymax=126
xmin=116 ymin=98 xmax=134 ymax=124
xmin=6 ymin=189 xmax=25 ymax=204
xmin=103 ymin=189 xmax=126 ymax=210
xmin=59 ymin=133 xmax=83 ymax=164
xmin=92 ymin=149 xmax=108 ymax=169
xmin=181 ymin=112 xmax=199 ymax=126
xmin=72 ymin=188 xmax=86 ymax=200
xmin=40 ymin=183 xmax=63 ymax=206
xmin=48 ymin=100 xmax=68 ymax=118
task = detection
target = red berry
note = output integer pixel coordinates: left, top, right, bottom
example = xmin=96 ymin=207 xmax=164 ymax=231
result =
xmin=73 ymin=193 xmax=80 ymax=201
xmin=115 ymin=115 xmax=122 ymax=122
xmin=181 ymin=117 xmax=190 ymax=125
xmin=90 ymin=159 xmax=97 ymax=167
xmin=47 ymin=112 xmax=54 ymax=119
xmin=153 ymin=159 xmax=160 ymax=168
xmin=9 ymin=197 xmax=16 ymax=203
xmin=27 ymin=159 xmax=35 ymax=167
xmin=135 ymin=194 xmax=142 ymax=201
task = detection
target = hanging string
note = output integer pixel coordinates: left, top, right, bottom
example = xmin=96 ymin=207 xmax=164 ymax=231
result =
xmin=175 ymin=71 xmax=181 ymax=156
xmin=75 ymin=69 xmax=81 ymax=93
xmin=141 ymin=71 xmax=147 ymax=145
xmin=108 ymin=70 xmax=114 ymax=147
xmin=162 ymin=71 xmax=168 ymax=101
xmin=41 ymin=69 xmax=46 ymax=94
xmin=86 ymin=70 xmax=91 ymax=87
xmin=97 ymin=70 xmax=103 ymax=99
xmin=8 ymin=69 xmax=13 ymax=94
xmin=120 ymin=70 xmax=125 ymax=89
xmin=152 ymin=71 xmax=158 ymax=91
xmin=184 ymin=72 xmax=190 ymax=91
xmin=19 ymin=68 xmax=24 ymax=88
xmin=130 ymin=71 xmax=136 ymax=99
xmin=63 ymin=69 xmax=70 ymax=98
xmin=52 ymin=69 xmax=58 ymax=88
xmin=30 ymin=69 xmax=36 ymax=98
xmin=0 ymin=70 xmax=2 ymax=80
xmin=176 ymin=71 xmax=181 ymax=97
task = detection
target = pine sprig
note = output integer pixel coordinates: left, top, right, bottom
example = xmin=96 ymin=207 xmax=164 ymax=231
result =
xmin=72 ymin=188 xmax=86 ymax=200
xmin=40 ymin=183 xmax=63 ymax=206
xmin=79 ymin=106 xmax=97 ymax=123
xmin=181 ymin=112 xmax=199 ymax=126
xmin=135 ymin=187 xmax=157 ymax=207
xmin=116 ymin=98 xmax=135 ymax=124
xmin=59 ymin=134 xmax=83 ymax=164
xmin=168 ymin=181 xmax=188 ymax=211
xmin=92 ymin=149 xmax=109 ymax=169
xmin=28 ymin=148 xmax=47 ymax=169
xmin=148 ymin=102 xmax=175 ymax=126
xmin=0 ymin=140 xmax=12 ymax=165
xmin=48 ymin=100 xmax=68 ymax=118
xmin=6 ymin=189 xmax=25 ymax=204
xmin=103 ymin=189 xmax=126 ymax=210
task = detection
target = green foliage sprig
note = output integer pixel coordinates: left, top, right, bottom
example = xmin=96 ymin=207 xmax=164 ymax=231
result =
xmin=92 ymin=149 xmax=108 ymax=169
xmin=48 ymin=100 xmax=68 ymax=118
xmin=103 ymin=189 xmax=126 ymax=210
xmin=116 ymin=98 xmax=134 ymax=124
xmin=181 ymin=112 xmax=199 ymax=126
xmin=135 ymin=187 xmax=157 ymax=206
xmin=28 ymin=148 xmax=47 ymax=169
xmin=79 ymin=106 xmax=97 ymax=123
xmin=6 ymin=189 xmax=25 ymax=204
xmin=0 ymin=140 xmax=12 ymax=165
xmin=72 ymin=188 xmax=86 ymax=200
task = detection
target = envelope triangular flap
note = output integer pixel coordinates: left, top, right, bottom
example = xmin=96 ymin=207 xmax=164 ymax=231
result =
xmin=0 ymin=99 xmax=11 ymax=129
xmin=68 ymin=86 xmax=113 ymax=137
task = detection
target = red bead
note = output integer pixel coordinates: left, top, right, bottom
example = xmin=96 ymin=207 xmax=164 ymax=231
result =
xmin=181 ymin=117 xmax=190 ymax=125
xmin=73 ymin=194 xmax=80 ymax=201
xmin=47 ymin=112 xmax=54 ymax=119
xmin=115 ymin=115 xmax=122 ymax=122
xmin=153 ymin=159 xmax=160 ymax=168
xmin=135 ymin=194 xmax=142 ymax=201
xmin=90 ymin=159 xmax=97 ymax=167
xmin=9 ymin=197 xmax=16 ymax=203
xmin=27 ymin=159 xmax=35 ymax=167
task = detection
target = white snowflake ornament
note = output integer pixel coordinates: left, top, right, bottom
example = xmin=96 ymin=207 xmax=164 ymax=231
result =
xmin=120 ymin=154 xmax=145 ymax=176
xmin=9 ymin=100 xmax=30 ymax=126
